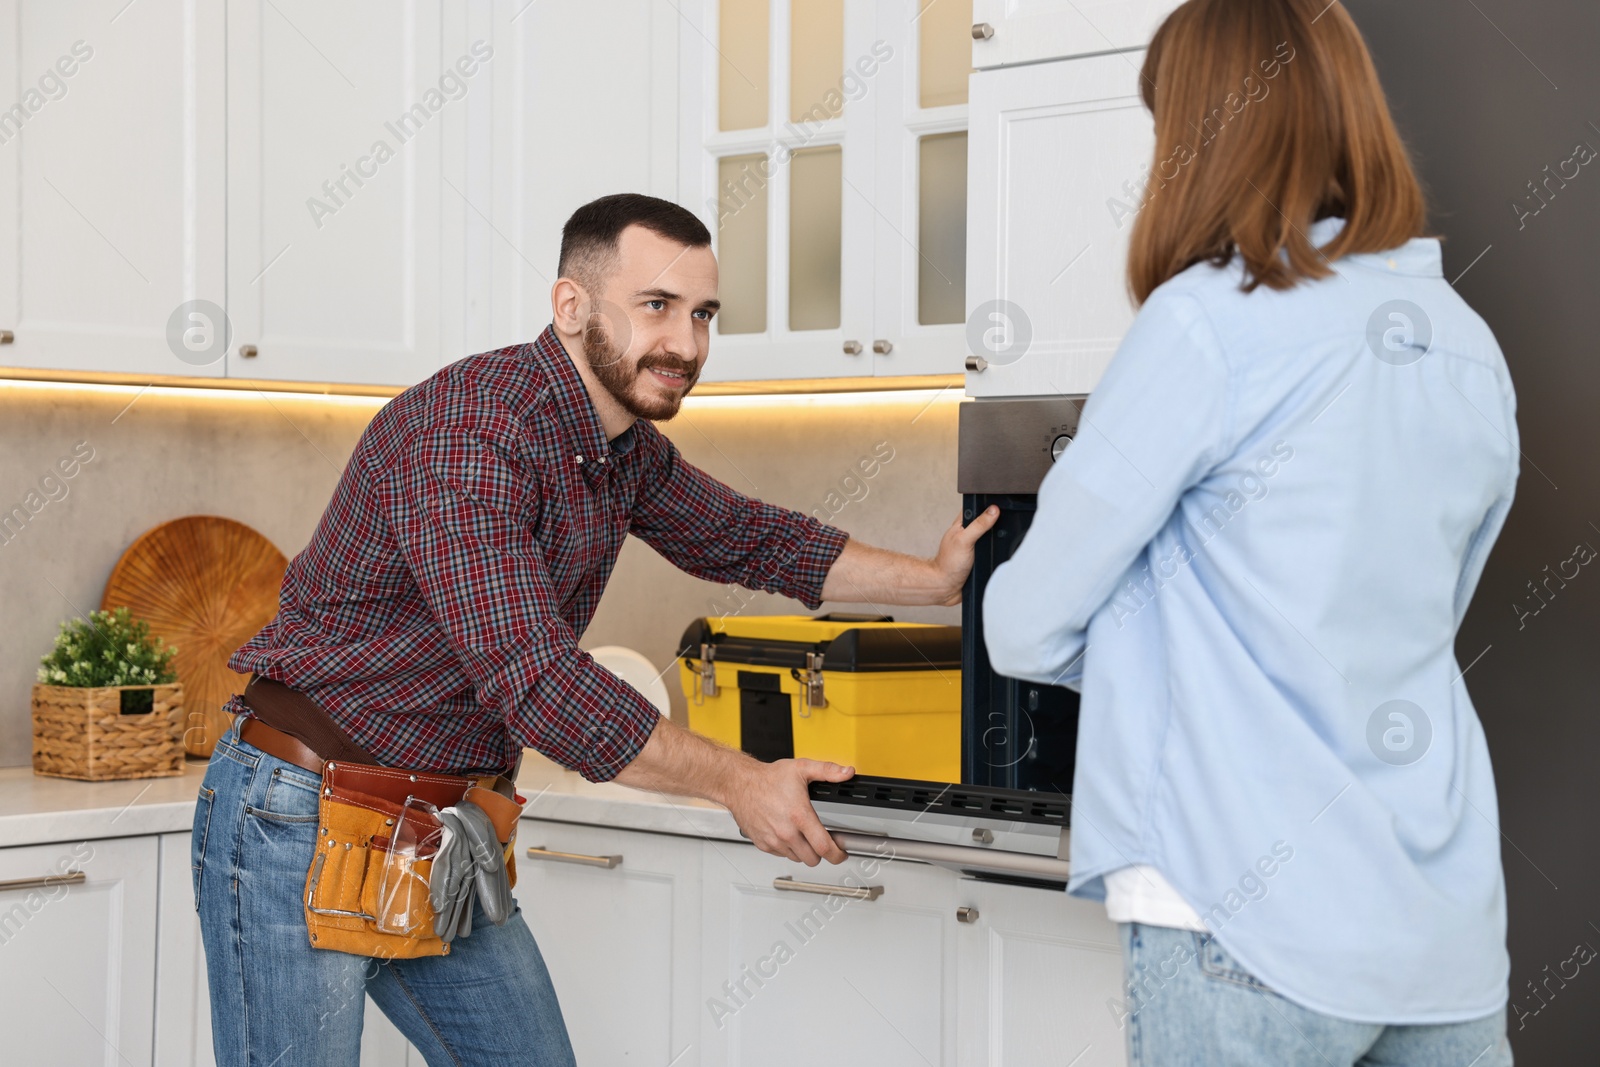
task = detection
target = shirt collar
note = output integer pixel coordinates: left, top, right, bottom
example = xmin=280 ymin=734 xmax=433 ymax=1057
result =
xmin=527 ymin=324 xmax=636 ymax=480
xmin=1309 ymin=216 xmax=1443 ymax=278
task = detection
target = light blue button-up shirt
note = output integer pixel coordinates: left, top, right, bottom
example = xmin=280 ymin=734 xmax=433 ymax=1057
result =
xmin=983 ymin=217 xmax=1516 ymax=1023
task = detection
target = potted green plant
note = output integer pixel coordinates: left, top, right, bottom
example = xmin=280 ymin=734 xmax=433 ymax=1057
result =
xmin=32 ymin=607 xmax=186 ymax=781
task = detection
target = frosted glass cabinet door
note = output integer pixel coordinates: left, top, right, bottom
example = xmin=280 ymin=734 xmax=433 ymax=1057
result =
xmin=0 ymin=0 xmax=226 ymax=379
xmin=965 ymin=51 xmax=1154 ymax=398
xmin=970 ymin=0 xmax=1184 ymax=69
xmin=225 ymin=0 xmax=459 ymax=387
xmin=679 ymin=0 xmax=879 ymax=384
xmin=0 ymin=835 xmax=160 ymax=1067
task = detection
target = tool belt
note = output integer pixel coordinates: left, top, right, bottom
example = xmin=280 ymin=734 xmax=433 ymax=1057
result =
xmin=239 ymin=677 xmax=524 ymax=960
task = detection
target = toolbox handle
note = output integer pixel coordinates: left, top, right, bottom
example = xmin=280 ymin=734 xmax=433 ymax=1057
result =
xmin=812 ymin=612 xmax=894 ymax=623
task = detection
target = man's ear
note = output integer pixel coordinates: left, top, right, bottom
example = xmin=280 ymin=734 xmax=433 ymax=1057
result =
xmin=551 ymin=277 xmax=590 ymax=335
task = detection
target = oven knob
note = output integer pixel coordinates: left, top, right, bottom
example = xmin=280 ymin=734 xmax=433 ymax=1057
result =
xmin=1050 ymin=434 xmax=1072 ymax=461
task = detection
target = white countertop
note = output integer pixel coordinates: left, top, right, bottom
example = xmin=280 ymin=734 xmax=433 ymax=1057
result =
xmin=0 ymin=751 xmax=743 ymax=850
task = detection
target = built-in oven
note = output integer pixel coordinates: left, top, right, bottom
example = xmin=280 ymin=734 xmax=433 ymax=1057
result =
xmin=805 ymin=395 xmax=1087 ymax=884
xmin=958 ymin=395 xmax=1085 ymax=797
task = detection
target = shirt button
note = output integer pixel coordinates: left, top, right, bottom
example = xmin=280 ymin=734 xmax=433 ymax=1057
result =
xmin=575 ymin=455 xmax=585 ymax=464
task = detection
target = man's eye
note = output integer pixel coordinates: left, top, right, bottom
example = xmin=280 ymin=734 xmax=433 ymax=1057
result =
xmin=694 ymin=309 xmax=713 ymax=321
xmin=646 ymin=299 xmax=666 ymax=311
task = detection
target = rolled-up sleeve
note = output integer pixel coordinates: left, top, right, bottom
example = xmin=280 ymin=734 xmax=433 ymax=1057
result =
xmin=376 ymin=428 xmax=659 ymax=781
xmin=629 ymin=434 xmax=848 ymax=610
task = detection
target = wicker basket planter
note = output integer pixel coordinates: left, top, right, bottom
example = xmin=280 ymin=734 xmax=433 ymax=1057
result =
xmin=31 ymin=683 xmax=185 ymax=781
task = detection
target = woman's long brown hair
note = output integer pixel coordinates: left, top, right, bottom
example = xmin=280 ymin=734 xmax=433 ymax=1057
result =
xmin=1127 ymin=0 xmax=1426 ymax=304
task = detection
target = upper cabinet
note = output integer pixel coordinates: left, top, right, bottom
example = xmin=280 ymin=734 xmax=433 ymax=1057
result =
xmin=679 ymin=0 xmax=976 ymax=383
xmin=0 ymin=0 xmax=226 ymax=379
xmin=964 ymin=49 xmax=1157 ymax=399
xmin=225 ymin=0 xmax=464 ymax=386
xmin=0 ymin=0 xmax=1173 ymax=394
xmin=476 ymin=0 xmax=680 ymax=357
xmin=971 ymin=0 xmax=1184 ymax=68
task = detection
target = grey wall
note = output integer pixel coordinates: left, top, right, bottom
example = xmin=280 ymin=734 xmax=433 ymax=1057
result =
xmin=1345 ymin=0 xmax=1600 ymax=1059
xmin=0 ymin=380 xmax=961 ymax=768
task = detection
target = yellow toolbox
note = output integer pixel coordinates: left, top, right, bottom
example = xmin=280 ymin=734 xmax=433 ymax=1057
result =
xmin=677 ymin=613 xmax=961 ymax=781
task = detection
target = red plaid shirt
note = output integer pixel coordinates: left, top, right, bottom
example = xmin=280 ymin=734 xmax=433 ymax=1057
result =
xmin=227 ymin=325 xmax=848 ymax=779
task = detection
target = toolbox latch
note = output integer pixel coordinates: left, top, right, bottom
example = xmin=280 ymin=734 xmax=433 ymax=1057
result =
xmin=792 ymin=651 xmax=828 ymax=713
xmin=693 ymin=642 xmax=720 ymax=704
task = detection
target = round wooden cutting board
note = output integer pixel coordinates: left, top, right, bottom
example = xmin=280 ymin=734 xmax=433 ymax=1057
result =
xmin=101 ymin=516 xmax=287 ymax=757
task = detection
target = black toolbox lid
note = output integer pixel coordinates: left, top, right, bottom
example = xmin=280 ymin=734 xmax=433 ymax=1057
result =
xmin=677 ymin=616 xmax=961 ymax=672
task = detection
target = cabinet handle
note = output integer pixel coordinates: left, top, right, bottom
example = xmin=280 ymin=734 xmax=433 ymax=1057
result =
xmin=972 ymin=22 xmax=994 ymax=40
xmin=238 ymin=344 xmax=258 ymax=359
xmin=956 ymin=906 xmax=980 ymax=924
xmin=965 ymin=355 xmax=988 ymax=373
xmin=0 ymin=871 xmax=85 ymax=893
xmin=871 ymin=339 xmax=893 ymax=355
xmin=772 ymin=875 xmax=882 ymax=901
xmin=0 ymin=330 xmax=13 ymax=344
xmin=525 ymin=845 xmax=622 ymax=869
xmin=842 ymin=340 xmax=863 ymax=356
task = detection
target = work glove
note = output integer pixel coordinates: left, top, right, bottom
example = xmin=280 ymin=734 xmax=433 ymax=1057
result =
xmin=428 ymin=799 xmax=512 ymax=942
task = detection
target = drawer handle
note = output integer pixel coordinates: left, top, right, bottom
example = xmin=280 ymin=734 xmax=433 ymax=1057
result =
xmin=526 ymin=845 xmax=622 ymax=869
xmin=772 ymin=875 xmax=882 ymax=901
xmin=0 ymin=871 xmax=86 ymax=893
xmin=972 ymin=22 xmax=994 ymax=40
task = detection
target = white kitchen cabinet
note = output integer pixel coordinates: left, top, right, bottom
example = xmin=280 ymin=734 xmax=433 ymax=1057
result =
xmin=697 ymin=843 xmax=958 ymax=1066
xmin=678 ymin=0 xmax=974 ymax=383
xmin=964 ymin=50 xmax=1154 ymax=398
xmin=513 ymin=819 xmax=704 ymax=1066
xmin=0 ymin=834 xmax=159 ymax=1067
xmin=0 ymin=0 xmax=226 ymax=380
xmin=476 ymin=0 xmax=681 ymax=359
xmin=153 ymin=833 xmax=215 ymax=1067
xmin=971 ymin=0 xmax=1182 ymax=69
xmin=224 ymin=0 xmax=467 ymax=387
xmin=954 ymin=876 xmax=1127 ymax=1067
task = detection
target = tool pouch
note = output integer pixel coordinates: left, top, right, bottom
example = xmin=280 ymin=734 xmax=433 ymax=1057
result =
xmin=303 ymin=761 xmax=522 ymax=959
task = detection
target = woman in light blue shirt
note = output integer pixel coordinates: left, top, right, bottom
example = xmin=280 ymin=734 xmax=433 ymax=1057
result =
xmin=982 ymin=1 xmax=1516 ymax=1063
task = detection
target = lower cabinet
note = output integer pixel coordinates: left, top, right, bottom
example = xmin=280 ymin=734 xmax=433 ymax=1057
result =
xmin=513 ymin=819 xmax=704 ymax=1065
xmin=0 ymin=818 xmax=1128 ymax=1067
xmin=695 ymin=840 xmax=958 ymax=1066
xmin=153 ymin=833 xmax=215 ymax=1066
xmin=954 ymin=876 xmax=1129 ymax=1067
xmin=0 ymin=834 xmax=159 ymax=1067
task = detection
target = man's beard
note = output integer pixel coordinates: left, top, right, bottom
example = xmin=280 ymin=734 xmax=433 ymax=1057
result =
xmin=583 ymin=315 xmax=699 ymax=421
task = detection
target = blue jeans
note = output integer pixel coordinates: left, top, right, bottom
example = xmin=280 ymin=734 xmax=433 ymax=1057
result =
xmin=192 ymin=723 xmax=577 ymax=1066
xmin=1119 ymin=923 xmax=1512 ymax=1066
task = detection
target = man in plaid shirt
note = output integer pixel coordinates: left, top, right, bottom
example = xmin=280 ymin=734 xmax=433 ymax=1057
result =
xmin=195 ymin=193 xmax=999 ymax=1065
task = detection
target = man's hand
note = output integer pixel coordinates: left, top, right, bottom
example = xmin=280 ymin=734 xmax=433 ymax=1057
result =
xmin=613 ymin=718 xmax=854 ymax=866
xmin=722 ymin=758 xmax=855 ymax=866
xmin=819 ymin=506 xmax=1001 ymax=607
xmin=930 ymin=505 xmax=1000 ymax=605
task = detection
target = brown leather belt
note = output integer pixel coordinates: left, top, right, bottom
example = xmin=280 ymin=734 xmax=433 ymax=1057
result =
xmin=239 ymin=715 xmax=325 ymax=776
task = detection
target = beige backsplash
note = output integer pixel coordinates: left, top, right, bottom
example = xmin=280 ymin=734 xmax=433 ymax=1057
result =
xmin=0 ymin=377 xmax=962 ymax=768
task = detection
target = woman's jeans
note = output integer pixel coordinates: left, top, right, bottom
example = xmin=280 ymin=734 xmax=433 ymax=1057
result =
xmin=1119 ymin=922 xmax=1513 ymax=1067
xmin=191 ymin=723 xmax=576 ymax=1066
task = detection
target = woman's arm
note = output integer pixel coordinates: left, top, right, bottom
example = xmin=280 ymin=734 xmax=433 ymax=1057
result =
xmin=983 ymin=291 xmax=1233 ymax=685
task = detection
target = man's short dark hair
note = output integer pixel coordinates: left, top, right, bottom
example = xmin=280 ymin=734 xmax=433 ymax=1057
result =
xmin=558 ymin=193 xmax=712 ymax=295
